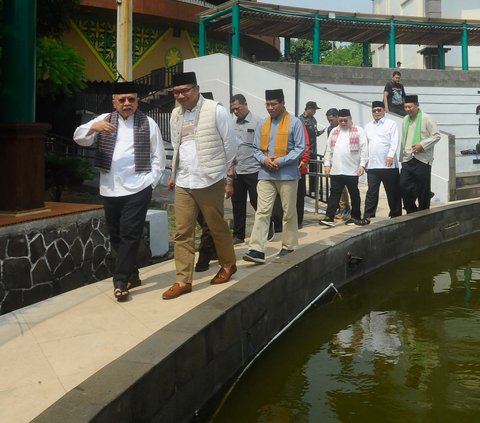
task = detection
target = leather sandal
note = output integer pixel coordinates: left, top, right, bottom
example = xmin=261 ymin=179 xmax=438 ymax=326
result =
xmin=114 ymin=283 xmax=129 ymax=302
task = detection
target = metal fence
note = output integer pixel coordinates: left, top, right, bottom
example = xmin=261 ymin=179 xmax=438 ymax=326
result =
xmin=45 ymin=133 xmax=96 ymax=162
xmin=307 ymin=154 xmax=329 ymax=211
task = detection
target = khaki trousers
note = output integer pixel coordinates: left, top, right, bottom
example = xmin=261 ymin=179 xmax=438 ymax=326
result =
xmin=174 ymin=180 xmax=236 ymax=283
xmin=249 ymin=179 xmax=298 ymax=253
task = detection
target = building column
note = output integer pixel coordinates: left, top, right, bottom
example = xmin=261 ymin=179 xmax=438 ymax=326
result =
xmin=0 ymin=0 xmax=49 ymax=212
xmin=1 ymin=0 xmax=36 ymax=122
xmin=284 ymin=37 xmax=291 ymax=59
xmin=437 ymin=43 xmax=445 ymax=70
xmin=116 ymin=0 xmax=133 ymax=81
xmin=388 ymin=20 xmax=396 ymax=68
xmin=312 ymin=16 xmax=321 ymax=64
xmin=461 ymin=24 xmax=469 ymax=71
xmin=362 ymin=42 xmax=370 ymax=67
xmin=199 ymin=18 xmax=207 ymax=56
xmin=231 ymin=3 xmax=240 ymax=57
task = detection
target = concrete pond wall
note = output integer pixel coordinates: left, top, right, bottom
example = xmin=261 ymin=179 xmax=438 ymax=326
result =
xmin=32 ymin=200 xmax=480 ymax=423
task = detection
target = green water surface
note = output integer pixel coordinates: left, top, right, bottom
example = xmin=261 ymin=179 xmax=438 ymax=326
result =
xmin=209 ymin=235 xmax=480 ymax=423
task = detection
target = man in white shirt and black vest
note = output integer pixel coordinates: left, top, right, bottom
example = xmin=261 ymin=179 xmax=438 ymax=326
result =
xmin=74 ymin=81 xmax=166 ymax=301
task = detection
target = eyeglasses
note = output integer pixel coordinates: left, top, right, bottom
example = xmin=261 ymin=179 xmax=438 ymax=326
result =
xmin=372 ymin=108 xmax=383 ymax=113
xmin=172 ymin=85 xmax=197 ymax=96
xmin=117 ymin=96 xmax=137 ymax=104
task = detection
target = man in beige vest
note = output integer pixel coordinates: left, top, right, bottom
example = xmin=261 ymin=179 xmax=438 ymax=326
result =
xmin=163 ymin=72 xmax=238 ymax=299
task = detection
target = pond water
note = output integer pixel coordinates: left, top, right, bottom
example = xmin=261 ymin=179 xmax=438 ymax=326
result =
xmin=207 ymin=234 xmax=480 ymax=422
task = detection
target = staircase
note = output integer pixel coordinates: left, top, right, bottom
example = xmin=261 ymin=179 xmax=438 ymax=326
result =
xmin=456 ymin=172 xmax=480 ymax=200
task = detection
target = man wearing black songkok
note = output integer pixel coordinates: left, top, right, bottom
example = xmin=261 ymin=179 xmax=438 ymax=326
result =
xmin=359 ymin=101 xmax=402 ymax=224
xmin=163 ymin=72 xmax=238 ymax=299
xmin=74 ymin=82 xmax=166 ymax=301
xmin=400 ymin=95 xmax=440 ymax=213
xmin=320 ymin=109 xmax=368 ymax=227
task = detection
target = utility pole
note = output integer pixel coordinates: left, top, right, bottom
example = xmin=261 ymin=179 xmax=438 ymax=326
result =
xmin=116 ymin=0 xmax=133 ymax=81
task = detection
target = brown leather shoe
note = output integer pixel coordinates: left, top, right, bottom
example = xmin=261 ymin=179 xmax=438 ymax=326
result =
xmin=211 ymin=264 xmax=237 ymax=285
xmin=162 ymin=282 xmax=192 ymax=300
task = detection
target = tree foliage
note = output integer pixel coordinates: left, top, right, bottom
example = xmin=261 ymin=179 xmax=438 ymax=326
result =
xmin=323 ymin=43 xmax=369 ymax=67
xmin=37 ymin=37 xmax=86 ymax=97
xmin=37 ymin=0 xmax=81 ymax=38
xmin=285 ymin=39 xmax=369 ymax=67
xmin=35 ymin=0 xmax=87 ymax=98
xmin=286 ymin=39 xmax=332 ymax=63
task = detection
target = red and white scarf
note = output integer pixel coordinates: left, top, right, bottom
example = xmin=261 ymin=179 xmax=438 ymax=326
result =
xmin=329 ymin=126 xmax=360 ymax=153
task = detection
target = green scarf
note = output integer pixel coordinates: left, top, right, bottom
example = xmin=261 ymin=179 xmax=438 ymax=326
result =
xmin=402 ymin=110 xmax=422 ymax=146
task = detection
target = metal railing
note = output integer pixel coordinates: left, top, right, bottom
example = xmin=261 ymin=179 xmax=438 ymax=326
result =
xmin=135 ymin=63 xmax=183 ymax=98
xmin=144 ymin=110 xmax=172 ymax=144
xmin=307 ymin=154 xmax=330 ymax=213
xmin=45 ymin=133 xmax=96 ymax=162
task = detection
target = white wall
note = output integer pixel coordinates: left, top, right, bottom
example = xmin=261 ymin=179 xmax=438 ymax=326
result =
xmin=183 ymin=53 xmax=452 ymax=203
xmin=371 ymin=0 xmax=480 ymax=70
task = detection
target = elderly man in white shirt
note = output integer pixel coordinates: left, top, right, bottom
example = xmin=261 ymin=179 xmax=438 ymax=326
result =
xmin=320 ymin=109 xmax=368 ymax=227
xmin=360 ymin=100 xmax=402 ymax=225
xmin=74 ymin=81 xmax=166 ymax=301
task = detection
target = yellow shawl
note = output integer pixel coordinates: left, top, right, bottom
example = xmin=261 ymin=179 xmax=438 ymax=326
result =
xmin=260 ymin=111 xmax=290 ymax=158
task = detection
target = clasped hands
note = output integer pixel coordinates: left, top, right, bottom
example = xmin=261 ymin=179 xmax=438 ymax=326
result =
xmin=264 ymin=156 xmax=280 ymax=171
xmin=412 ymin=144 xmax=424 ymax=155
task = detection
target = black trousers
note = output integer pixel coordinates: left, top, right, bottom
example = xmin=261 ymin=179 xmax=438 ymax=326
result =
xmin=325 ymin=175 xmax=361 ymax=220
xmin=364 ymin=168 xmax=402 ymax=218
xmin=296 ymin=174 xmax=306 ymax=226
xmin=400 ymin=158 xmax=432 ymax=213
xmin=232 ymin=172 xmax=259 ymax=240
xmin=103 ymin=186 xmax=152 ymax=288
xmin=197 ymin=211 xmax=217 ymax=257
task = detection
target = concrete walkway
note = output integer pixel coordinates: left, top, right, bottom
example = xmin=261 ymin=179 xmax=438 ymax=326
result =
xmin=0 ymin=184 xmax=399 ymax=422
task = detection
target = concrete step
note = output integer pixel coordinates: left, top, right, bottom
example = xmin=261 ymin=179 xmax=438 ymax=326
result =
xmin=455 ymin=183 xmax=480 ymax=200
xmin=456 ymin=171 xmax=480 ymax=187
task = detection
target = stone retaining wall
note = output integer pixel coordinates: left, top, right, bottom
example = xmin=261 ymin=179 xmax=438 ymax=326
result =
xmin=259 ymin=61 xmax=480 ymax=87
xmin=0 ymin=210 xmax=152 ymax=314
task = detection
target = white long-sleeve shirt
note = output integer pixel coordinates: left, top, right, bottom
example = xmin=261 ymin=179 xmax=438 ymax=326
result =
xmin=364 ymin=117 xmax=399 ymax=169
xmin=324 ymin=125 xmax=368 ymax=176
xmin=74 ymin=113 xmax=166 ymax=197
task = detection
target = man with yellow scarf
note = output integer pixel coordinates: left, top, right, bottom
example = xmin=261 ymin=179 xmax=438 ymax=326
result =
xmin=400 ymin=95 xmax=440 ymax=213
xmin=243 ymin=89 xmax=306 ymax=264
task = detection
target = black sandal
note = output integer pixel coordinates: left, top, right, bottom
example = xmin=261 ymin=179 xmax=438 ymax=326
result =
xmin=114 ymin=283 xmax=129 ymax=302
xmin=126 ymin=279 xmax=142 ymax=290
